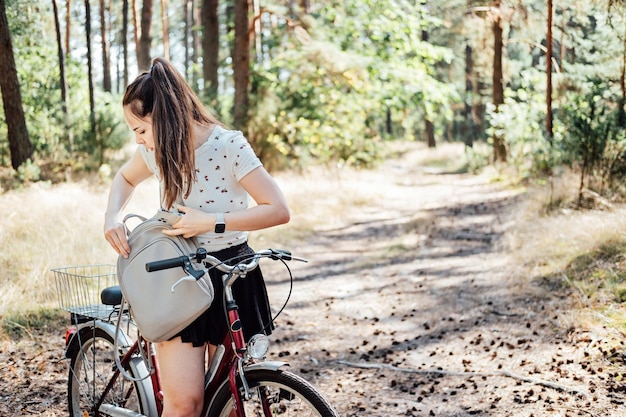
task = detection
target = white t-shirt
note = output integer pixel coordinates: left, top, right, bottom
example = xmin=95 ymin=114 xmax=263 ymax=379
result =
xmin=139 ymin=125 xmax=262 ymax=251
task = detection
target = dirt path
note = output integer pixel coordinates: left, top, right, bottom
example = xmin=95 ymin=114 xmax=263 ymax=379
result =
xmin=1 ymin=145 xmax=625 ymax=416
xmin=262 ymin=147 xmax=626 ymax=416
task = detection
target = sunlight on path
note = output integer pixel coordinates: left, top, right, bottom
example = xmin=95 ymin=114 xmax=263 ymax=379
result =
xmin=263 ymin=143 xmax=623 ymax=417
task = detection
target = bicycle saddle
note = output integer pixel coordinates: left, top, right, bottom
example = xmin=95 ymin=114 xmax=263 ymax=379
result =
xmin=101 ymin=286 xmax=123 ymax=306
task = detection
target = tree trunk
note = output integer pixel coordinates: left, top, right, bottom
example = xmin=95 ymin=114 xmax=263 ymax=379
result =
xmin=425 ymin=119 xmax=435 ymax=148
xmin=202 ymin=0 xmax=219 ymax=103
xmin=252 ymin=0 xmax=261 ymax=63
xmin=137 ymin=0 xmax=153 ymax=71
xmin=65 ymin=0 xmax=71 ymax=54
xmin=161 ymin=0 xmax=170 ymax=60
xmin=233 ymin=0 xmax=250 ymax=128
xmin=546 ymin=0 xmax=553 ymax=140
xmin=100 ymin=0 xmax=111 ymax=92
xmin=122 ymin=0 xmax=129 ymax=87
xmin=132 ymin=0 xmax=140 ymax=66
xmin=85 ymin=0 xmax=96 ymax=135
xmin=560 ymin=10 xmax=566 ymax=73
xmin=464 ymin=43 xmax=474 ymax=147
xmin=192 ymin=0 xmax=200 ymax=89
xmin=492 ymin=14 xmax=503 ymax=92
xmin=617 ymin=22 xmax=626 ymax=127
xmin=52 ymin=0 xmax=73 ymax=150
xmin=491 ymin=0 xmax=506 ymax=163
xmin=184 ymin=0 xmax=190 ymax=74
xmin=52 ymin=0 xmax=67 ymax=105
xmin=422 ymin=28 xmax=435 ymax=148
xmin=0 ymin=0 xmax=33 ymax=169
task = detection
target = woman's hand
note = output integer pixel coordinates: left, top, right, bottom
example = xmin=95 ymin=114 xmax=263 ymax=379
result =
xmin=162 ymin=206 xmax=213 ymax=239
xmin=104 ymin=216 xmax=131 ymax=258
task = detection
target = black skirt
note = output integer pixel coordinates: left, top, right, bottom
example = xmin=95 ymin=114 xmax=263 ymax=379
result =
xmin=174 ymin=243 xmax=274 ymax=347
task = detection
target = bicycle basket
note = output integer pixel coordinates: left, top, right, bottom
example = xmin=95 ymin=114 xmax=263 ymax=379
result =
xmin=52 ymin=264 xmax=118 ymax=320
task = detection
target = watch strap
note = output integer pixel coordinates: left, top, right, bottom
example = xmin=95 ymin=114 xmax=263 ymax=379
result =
xmin=214 ymin=212 xmax=226 ymax=233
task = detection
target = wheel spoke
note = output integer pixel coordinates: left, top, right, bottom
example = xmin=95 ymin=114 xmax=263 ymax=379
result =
xmin=68 ymin=329 xmax=144 ymax=417
xmin=209 ymin=369 xmax=338 ymax=417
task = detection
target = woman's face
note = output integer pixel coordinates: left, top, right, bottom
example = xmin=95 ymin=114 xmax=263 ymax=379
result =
xmin=124 ymin=106 xmax=155 ymax=151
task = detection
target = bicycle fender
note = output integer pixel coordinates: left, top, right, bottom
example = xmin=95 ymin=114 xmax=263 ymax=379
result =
xmin=127 ymin=356 xmax=159 ymax=417
xmin=64 ymin=321 xmax=132 ymax=359
xmin=244 ymin=360 xmax=290 ymax=372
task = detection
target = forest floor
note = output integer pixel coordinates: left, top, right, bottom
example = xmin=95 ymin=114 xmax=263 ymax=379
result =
xmin=1 ymin=142 xmax=626 ymax=416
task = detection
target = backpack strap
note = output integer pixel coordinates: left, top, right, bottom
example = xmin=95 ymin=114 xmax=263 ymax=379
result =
xmin=121 ymin=213 xmax=148 ymax=237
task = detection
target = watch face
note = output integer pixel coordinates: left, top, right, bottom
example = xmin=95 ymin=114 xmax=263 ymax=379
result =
xmin=215 ymin=223 xmax=226 ymax=233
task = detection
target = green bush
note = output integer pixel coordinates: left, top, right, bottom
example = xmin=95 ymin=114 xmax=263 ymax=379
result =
xmin=558 ymin=79 xmax=626 ymax=202
xmin=248 ymin=34 xmax=383 ymax=169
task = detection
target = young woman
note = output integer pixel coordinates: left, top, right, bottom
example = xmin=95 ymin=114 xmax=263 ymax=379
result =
xmin=104 ymin=57 xmax=290 ymax=417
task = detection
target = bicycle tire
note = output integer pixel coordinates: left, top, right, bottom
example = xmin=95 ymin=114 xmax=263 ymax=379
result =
xmin=207 ymin=368 xmax=339 ymax=417
xmin=67 ymin=327 xmax=145 ymax=417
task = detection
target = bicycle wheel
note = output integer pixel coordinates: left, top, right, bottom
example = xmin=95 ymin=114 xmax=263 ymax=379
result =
xmin=67 ymin=327 xmax=144 ymax=417
xmin=207 ymin=369 xmax=339 ymax=417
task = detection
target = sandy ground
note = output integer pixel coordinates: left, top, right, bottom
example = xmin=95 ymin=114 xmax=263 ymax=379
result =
xmin=1 ymin=143 xmax=625 ymax=416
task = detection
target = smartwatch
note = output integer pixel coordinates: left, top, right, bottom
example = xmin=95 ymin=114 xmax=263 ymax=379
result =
xmin=214 ymin=212 xmax=226 ymax=233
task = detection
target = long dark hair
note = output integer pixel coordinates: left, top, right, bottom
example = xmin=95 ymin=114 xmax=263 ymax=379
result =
xmin=123 ymin=57 xmax=220 ymax=209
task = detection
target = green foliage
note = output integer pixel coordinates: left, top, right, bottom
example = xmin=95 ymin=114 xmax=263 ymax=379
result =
xmin=17 ymin=50 xmax=73 ymax=157
xmin=560 ymin=81 xmax=612 ymax=166
xmin=247 ymin=0 xmax=458 ymax=168
xmin=558 ymin=78 xmax=626 ymax=202
xmin=0 ymin=0 xmax=55 ymax=165
xmin=486 ymin=69 xmax=550 ymax=176
xmin=464 ymin=145 xmax=491 ymax=174
xmin=249 ymin=30 xmax=382 ymax=168
xmin=73 ymin=90 xmax=127 ymax=166
xmin=9 ymin=53 xmax=127 ymax=172
xmin=484 ymin=69 xmax=626 ymax=203
xmin=0 ymin=0 xmax=128 ymax=176
xmin=16 ymin=159 xmax=41 ymax=183
xmin=6 ymin=0 xmax=626 ymax=197
xmin=317 ymin=0 xmax=458 ymax=128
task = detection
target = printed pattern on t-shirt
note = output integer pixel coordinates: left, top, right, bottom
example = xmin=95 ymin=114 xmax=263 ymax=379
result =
xmin=138 ymin=125 xmax=262 ymax=251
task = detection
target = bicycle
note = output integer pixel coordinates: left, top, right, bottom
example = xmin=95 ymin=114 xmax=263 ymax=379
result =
xmin=52 ymin=248 xmax=339 ymax=417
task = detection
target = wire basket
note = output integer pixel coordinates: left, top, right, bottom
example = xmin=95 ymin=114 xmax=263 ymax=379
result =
xmin=52 ymin=264 xmax=119 ymax=320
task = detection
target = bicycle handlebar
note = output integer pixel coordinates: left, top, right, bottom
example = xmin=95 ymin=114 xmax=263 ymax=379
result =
xmin=145 ymin=248 xmax=307 ymax=277
xmin=145 ymin=256 xmax=190 ymax=273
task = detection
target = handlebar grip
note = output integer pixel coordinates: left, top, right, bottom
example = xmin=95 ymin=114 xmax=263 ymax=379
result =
xmin=146 ymin=256 xmax=187 ymax=272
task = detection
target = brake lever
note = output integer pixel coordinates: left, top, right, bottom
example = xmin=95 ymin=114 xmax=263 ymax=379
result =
xmin=171 ymin=259 xmax=206 ymax=292
xmin=269 ymin=249 xmax=308 ymax=263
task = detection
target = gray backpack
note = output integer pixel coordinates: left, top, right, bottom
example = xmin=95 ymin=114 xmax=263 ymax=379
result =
xmin=117 ymin=213 xmax=214 ymax=342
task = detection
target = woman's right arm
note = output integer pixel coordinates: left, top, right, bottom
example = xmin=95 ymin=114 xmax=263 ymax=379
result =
xmin=104 ymin=148 xmax=154 ymax=258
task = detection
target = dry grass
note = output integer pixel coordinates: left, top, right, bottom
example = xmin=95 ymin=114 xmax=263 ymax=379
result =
xmin=0 ymin=175 xmax=159 ymax=316
xmin=2 ymin=142 xmax=626 ymax=340
xmin=0 ymin=158 xmax=382 ymax=322
xmin=3 ymin=141 xmax=432 ymax=317
xmin=508 ymin=171 xmax=626 ymax=275
xmin=506 ymin=172 xmax=626 ymax=335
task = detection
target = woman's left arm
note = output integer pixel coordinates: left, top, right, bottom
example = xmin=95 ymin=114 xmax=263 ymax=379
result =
xmin=165 ymin=166 xmax=290 ymax=238
xmin=227 ymin=166 xmax=291 ymax=230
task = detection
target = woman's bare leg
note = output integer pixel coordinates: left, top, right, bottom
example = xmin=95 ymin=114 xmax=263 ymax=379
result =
xmin=156 ymin=337 xmax=206 ymax=417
